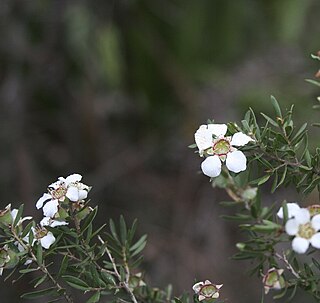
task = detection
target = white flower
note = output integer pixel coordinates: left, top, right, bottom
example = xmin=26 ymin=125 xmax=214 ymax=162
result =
xmin=262 ymin=268 xmax=285 ymax=294
xmin=277 ymin=203 xmax=301 ymax=219
xmin=192 ymin=280 xmax=223 ymax=301
xmin=25 ymin=227 xmax=56 ymax=249
xmin=40 ymin=217 xmax=68 ymax=228
xmin=36 ymin=173 xmax=89 ymax=217
xmin=194 ymin=124 xmax=254 ymax=178
xmin=285 ymin=208 xmax=320 ymax=254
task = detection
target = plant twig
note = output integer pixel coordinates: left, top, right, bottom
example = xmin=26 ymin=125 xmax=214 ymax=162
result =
xmin=275 ymin=252 xmax=300 ymax=279
xmin=98 ymin=236 xmax=138 ymax=303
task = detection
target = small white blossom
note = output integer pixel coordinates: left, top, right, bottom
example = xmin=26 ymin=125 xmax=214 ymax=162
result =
xmin=285 ymin=208 xmax=320 ymax=254
xmin=36 ymin=173 xmax=89 ymax=217
xmin=277 ymin=203 xmax=301 ymax=219
xmin=194 ymin=124 xmax=254 ymax=178
xmin=262 ymin=268 xmax=285 ymax=294
xmin=192 ymin=280 xmax=223 ymax=301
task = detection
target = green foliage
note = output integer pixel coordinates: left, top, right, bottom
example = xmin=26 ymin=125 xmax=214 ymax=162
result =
xmin=0 ymin=53 xmax=320 ymax=303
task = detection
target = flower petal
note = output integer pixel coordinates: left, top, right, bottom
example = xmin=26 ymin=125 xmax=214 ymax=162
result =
xmin=198 ymin=295 xmax=206 ymax=301
xmin=78 ymin=189 xmax=88 ymax=200
xmin=43 ymin=200 xmax=59 ymax=218
xmin=230 ymin=132 xmax=254 ymax=146
xmin=207 ymin=124 xmax=227 ymax=137
xmin=310 ymin=233 xmax=320 ymax=249
xmin=65 ymin=174 xmax=82 ymax=185
xmin=40 ymin=232 xmax=55 ymax=249
xmin=40 ymin=217 xmax=68 ymax=227
xmin=194 ymin=125 xmax=214 ymax=154
xmin=10 ymin=209 xmax=18 ymax=221
xmin=36 ymin=193 xmax=52 ymax=209
xmin=292 ymin=237 xmax=310 ymax=254
xmin=192 ymin=282 xmax=203 ymax=293
xmin=277 ymin=203 xmax=301 ymax=219
xmin=311 ymin=214 xmax=320 ymax=231
xmin=226 ymin=151 xmax=247 ymax=173
xmin=201 ymin=156 xmax=222 ymax=178
xmin=66 ymin=187 xmax=80 ymax=201
xmin=294 ymin=208 xmax=310 ymax=225
xmin=285 ymin=219 xmax=299 ymax=236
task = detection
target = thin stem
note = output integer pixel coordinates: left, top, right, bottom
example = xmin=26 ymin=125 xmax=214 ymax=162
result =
xmin=275 ymin=252 xmax=300 ymax=279
xmin=11 ymin=227 xmax=74 ymax=303
xmin=98 ymin=236 xmax=138 ymax=303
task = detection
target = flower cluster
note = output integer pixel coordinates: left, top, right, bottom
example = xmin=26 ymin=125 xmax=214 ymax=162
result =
xmin=0 ymin=173 xmax=90 ymax=278
xmin=194 ymin=123 xmax=254 ymax=178
xmin=278 ymin=203 xmax=320 ymax=254
xmin=36 ymin=173 xmax=90 ymax=218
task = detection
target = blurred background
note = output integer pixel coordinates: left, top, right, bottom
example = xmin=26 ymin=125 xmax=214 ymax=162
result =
xmin=0 ymin=0 xmax=320 ymax=302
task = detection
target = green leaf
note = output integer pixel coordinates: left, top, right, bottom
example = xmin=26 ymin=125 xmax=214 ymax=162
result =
xmin=130 ymin=234 xmax=147 ymax=252
xmin=303 ymin=176 xmax=320 ymax=194
xmin=306 ymin=79 xmax=320 ymax=87
xmin=271 ymin=95 xmax=282 ymax=118
xmin=13 ymin=204 xmax=24 ymax=227
xmin=275 ymin=165 xmax=287 ymax=190
xmin=81 ymin=207 xmax=98 ymax=234
xmin=188 ymin=143 xmax=197 ymax=148
xmin=271 ymin=170 xmax=278 ymax=193
xmin=19 ymin=267 xmax=40 ymax=274
xmin=109 ymin=219 xmax=121 ymax=244
xmin=21 ymin=221 xmax=34 ymax=238
xmin=291 ymin=122 xmax=307 ymax=143
xmin=57 ymin=255 xmax=68 ymax=278
xmin=34 ymin=274 xmax=47 ymax=288
xmin=119 ymin=215 xmax=127 ymax=245
xmin=272 ymin=286 xmax=287 ymax=299
xmin=260 ymin=112 xmax=278 ymax=127
xmin=250 ymin=174 xmax=271 ymax=186
xmin=101 ymin=271 xmax=116 ymax=285
xmin=86 ymin=291 xmax=101 ymax=303
xmin=63 ymin=275 xmax=90 ymax=291
xmin=312 ymin=258 xmax=320 ymax=271
xmin=21 ymin=287 xmax=56 ymax=299
xmin=90 ymin=223 xmax=107 ymax=240
xmin=127 ymin=219 xmax=137 ymax=244
xmin=36 ymin=243 xmax=43 ymax=265
xmin=131 ymin=239 xmax=147 ymax=257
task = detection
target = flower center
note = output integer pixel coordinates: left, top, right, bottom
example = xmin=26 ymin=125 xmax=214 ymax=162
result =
xmin=35 ymin=226 xmax=48 ymax=239
xmin=265 ymin=271 xmax=280 ymax=287
xmin=200 ymin=284 xmax=217 ymax=298
xmin=50 ymin=186 xmax=67 ymax=200
xmin=298 ymin=222 xmax=315 ymax=239
xmin=213 ymin=139 xmax=230 ymax=156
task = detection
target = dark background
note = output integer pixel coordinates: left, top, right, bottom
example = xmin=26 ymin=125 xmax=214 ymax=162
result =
xmin=1 ymin=0 xmax=320 ymax=302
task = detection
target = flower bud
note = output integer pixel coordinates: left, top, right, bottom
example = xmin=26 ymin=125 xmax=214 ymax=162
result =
xmin=129 ymin=273 xmax=146 ymax=290
xmin=0 ymin=245 xmax=19 ymax=275
xmin=241 ymin=187 xmax=257 ymax=201
xmin=0 ymin=205 xmax=13 ymax=227
xmin=262 ymin=268 xmax=285 ymax=294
